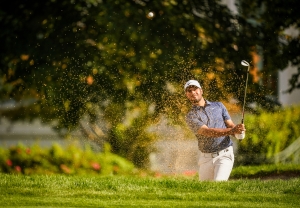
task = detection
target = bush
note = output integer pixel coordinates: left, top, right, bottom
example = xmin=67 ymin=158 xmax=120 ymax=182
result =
xmin=236 ymin=105 xmax=300 ymax=165
xmin=0 ymin=142 xmax=135 ymax=175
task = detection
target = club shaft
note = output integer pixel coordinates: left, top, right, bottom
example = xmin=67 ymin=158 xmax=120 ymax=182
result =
xmin=241 ymin=65 xmax=250 ymax=124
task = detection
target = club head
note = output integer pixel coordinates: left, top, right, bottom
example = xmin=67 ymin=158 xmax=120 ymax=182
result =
xmin=241 ymin=60 xmax=249 ymax=66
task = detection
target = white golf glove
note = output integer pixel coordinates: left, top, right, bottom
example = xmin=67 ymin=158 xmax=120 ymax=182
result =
xmin=235 ymin=131 xmax=245 ymax=140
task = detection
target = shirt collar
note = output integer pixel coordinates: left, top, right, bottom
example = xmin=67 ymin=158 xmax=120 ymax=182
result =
xmin=192 ymin=99 xmax=211 ymax=110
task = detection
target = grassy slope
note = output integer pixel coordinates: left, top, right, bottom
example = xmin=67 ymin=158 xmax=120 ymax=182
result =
xmin=0 ymin=174 xmax=300 ymax=208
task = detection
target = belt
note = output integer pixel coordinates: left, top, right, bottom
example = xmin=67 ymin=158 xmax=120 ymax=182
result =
xmin=200 ymin=146 xmax=232 ymax=158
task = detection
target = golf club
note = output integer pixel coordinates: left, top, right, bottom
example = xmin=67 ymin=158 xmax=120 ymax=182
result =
xmin=241 ymin=60 xmax=250 ymax=124
xmin=235 ymin=60 xmax=250 ymax=140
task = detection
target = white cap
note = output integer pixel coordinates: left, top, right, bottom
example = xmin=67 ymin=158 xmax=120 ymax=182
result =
xmin=184 ymin=80 xmax=201 ymax=91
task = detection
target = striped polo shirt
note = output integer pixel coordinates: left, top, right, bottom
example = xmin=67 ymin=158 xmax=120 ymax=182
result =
xmin=185 ymin=100 xmax=233 ymax=153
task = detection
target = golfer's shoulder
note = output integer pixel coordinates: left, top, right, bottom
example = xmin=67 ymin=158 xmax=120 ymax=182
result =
xmin=208 ymin=100 xmax=224 ymax=107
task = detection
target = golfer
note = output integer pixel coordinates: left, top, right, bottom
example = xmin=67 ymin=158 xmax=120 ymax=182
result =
xmin=184 ymin=80 xmax=245 ymax=181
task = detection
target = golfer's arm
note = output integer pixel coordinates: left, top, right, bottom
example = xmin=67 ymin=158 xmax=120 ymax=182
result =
xmin=225 ymin=119 xmax=236 ymax=128
xmin=197 ymin=124 xmax=234 ymax=138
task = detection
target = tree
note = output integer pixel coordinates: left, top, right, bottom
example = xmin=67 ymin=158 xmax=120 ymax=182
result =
xmin=238 ymin=0 xmax=300 ymax=93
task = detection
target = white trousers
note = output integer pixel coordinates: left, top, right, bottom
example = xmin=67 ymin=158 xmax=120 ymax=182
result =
xmin=198 ymin=146 xmax=234 ymax=181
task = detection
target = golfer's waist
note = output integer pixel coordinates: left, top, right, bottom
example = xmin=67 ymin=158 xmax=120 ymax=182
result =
xmin=200 ymin=146 xmax=232 ymax=158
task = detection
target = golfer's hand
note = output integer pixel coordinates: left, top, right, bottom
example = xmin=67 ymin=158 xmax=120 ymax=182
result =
xmin=232 ymin=124 xmax=245 ymax=134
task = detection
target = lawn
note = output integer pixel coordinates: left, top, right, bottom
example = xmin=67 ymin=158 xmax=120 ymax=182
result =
xmin=0 ymin=173 xmax=300 ymax=207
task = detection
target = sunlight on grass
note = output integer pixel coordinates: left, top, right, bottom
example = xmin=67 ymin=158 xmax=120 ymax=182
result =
xmin=0 ymin=174 xmax=300 ymax=207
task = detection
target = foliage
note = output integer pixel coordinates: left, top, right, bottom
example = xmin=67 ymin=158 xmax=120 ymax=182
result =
xmin=236 ymin=105 xmax=300 ymax=165
xmin=0 ymin=173 xmax=300 ymax=207
xmin=239 ymin=0 xmax=300 ymax=92
xmin=0 ymin=142 xmax=134 ymax=175
xmin=274 ymin=136 xmax=300 ymax=164
xmin=107 ymin=110 xmax=158 ymax=168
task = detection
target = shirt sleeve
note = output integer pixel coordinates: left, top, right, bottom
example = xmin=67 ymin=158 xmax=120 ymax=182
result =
xmin=185 ymin=111 xmax=204 ymax=135
xmin=219 ymin=102 xmax=231 ymax=121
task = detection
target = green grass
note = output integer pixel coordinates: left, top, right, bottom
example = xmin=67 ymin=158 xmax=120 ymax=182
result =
xmin=231 ymin=164 xmax=300 ymax=179
xmin=0 ymin=173 xmax=300 ymax=207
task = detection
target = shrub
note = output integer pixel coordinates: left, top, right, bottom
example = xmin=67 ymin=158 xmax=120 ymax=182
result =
xmin=236 ymin=105 xmax=300 ymax=165
xmin=0 ymin=142 xmax=135 ymax=175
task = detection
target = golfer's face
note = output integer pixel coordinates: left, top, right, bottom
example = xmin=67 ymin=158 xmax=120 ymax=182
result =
xmin=185 ymin=86 xmax=202 ymax=104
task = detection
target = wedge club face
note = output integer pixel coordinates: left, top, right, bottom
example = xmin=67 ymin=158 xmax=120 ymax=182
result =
xmin=241 ymin=60 xmax=249 ymax=66
xmin=241 ymin=60 xmax=250 ymax=72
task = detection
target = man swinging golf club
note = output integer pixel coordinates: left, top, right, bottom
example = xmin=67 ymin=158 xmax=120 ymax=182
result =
xmin=184 ymin=79 xmax=246 ymax=181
